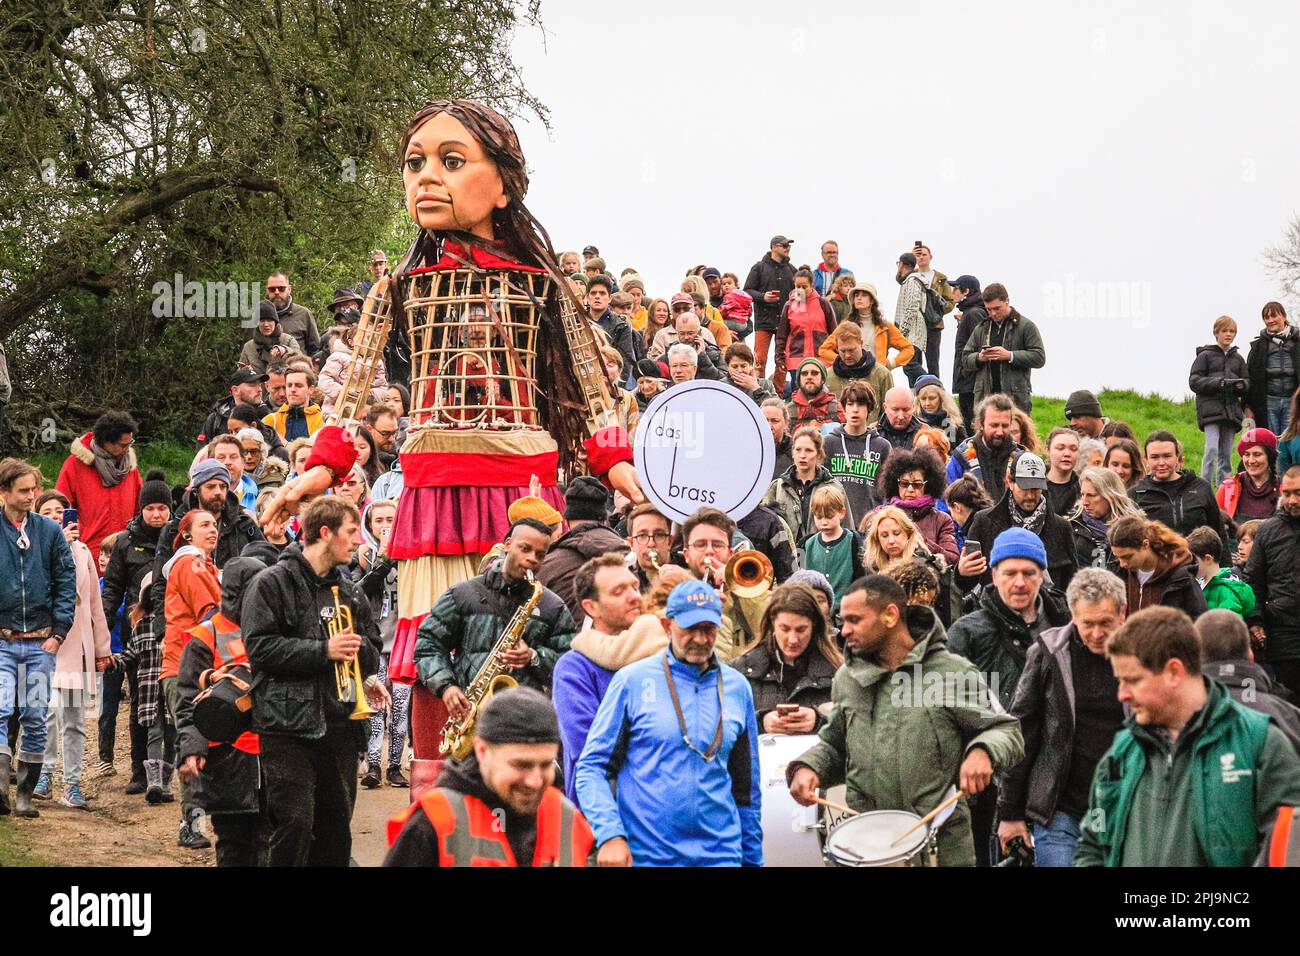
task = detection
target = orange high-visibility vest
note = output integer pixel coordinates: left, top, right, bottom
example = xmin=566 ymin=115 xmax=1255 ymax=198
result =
xmin=386 ymin=786 xmax=594 ymax=867
xmin=1269 ymin=806 xmax=1299 ymax=867
xmin=188 ymin=612 xmax=260 ymax=755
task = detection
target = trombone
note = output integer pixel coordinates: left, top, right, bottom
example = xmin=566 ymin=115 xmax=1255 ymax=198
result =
xmin=329 ymin=586 xmax=375 ymax=721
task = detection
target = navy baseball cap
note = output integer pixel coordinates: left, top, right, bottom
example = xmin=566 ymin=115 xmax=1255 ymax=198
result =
xmin=951 ymin=274 xmax=981 ymax=293
xmin=665 ymin=580 xmax=724 ymax=628
xmin=702 ymin=267 xmax=722 ymax=280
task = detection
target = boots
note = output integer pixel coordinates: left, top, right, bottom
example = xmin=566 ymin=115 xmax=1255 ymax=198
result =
xmin=160 ymin=762 xmax=176 ymax=803
xmin=144 ymin=758 xmax=164 ymax=804
xmin=125 ymin=769 xmax=147 ymax=796
xmin=178 ymin=807 xmax=211 ymax=850
xmin=0 ymin=753 xmax=10 ymax=815
xmin=14 ymin=760 xmax=42 ymax=817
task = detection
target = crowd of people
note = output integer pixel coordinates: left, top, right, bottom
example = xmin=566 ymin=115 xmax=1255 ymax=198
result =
xmin=4 ymin=232 xmax=1300 ymax=870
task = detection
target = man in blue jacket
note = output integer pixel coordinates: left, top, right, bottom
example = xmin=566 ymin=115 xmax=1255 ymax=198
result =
xmin=575 ymin=580 xmax=762 ymax=866
xmin=0 ymin=459 xmax=77 ymax=817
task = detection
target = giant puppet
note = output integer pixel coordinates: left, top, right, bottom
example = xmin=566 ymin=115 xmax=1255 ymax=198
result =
xmin=264 ymin=99 xmax=641 ymax=756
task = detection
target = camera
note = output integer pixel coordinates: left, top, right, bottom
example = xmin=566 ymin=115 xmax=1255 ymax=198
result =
xmin=996 ymin=835 xmax=1035 ymax=867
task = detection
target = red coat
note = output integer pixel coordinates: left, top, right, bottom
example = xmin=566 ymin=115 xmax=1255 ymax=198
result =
xmin=54 ymin=432 xmax=142 ymax=556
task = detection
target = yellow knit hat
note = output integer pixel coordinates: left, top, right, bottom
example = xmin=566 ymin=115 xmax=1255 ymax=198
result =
xmin=507 ymin=495 xmax=562 ymax=527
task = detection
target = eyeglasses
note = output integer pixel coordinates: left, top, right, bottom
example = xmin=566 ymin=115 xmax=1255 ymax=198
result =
xmin=267 ymin=285 xmax=287 ymax=292
xmin=686 ymin=541 xmax=729 ymax=553
xmin=372 ymin=428 xmax=398 ymax=439
xmin=631 ymin=531 xmax=671 ymax=544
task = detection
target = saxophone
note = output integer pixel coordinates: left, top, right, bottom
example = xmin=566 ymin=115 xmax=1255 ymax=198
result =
xmin=438 ymin=572 xmax=544 ymax=760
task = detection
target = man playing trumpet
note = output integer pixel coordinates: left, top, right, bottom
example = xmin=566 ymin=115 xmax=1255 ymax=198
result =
xmin=678 ymin=508 xmax=768 ymax=663
xmin=242 ymin=497 xmax=389 ymax=867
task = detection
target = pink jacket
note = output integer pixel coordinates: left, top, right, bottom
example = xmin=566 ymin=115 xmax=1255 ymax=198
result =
xmin=52 ymin=540 xmax=112 ymax=691
xmin=319 ymin=340 xmax=389 ymax=415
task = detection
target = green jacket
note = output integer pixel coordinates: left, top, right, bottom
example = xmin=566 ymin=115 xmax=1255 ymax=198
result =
xmin=414 ymin=567 xmax=576 ymax=697
xmin=1202 ymin=568 xmax=1256 ymax=617
xmin=1075 ymin=677 xmax=1300 ymax=867
xmin=959 ymin=310 xmax=1046 ymax=410
xmin=788 ymin=606 xmax=1024 ymax=866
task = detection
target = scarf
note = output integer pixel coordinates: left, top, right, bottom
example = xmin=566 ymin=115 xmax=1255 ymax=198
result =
xmin=253 ymin=324 xmax=282 ymax=349
xmin=1009 ymin=494 xmax=1049 ymax=535
xmin=891 ymin=494 xmax=935 ymax=516
xmin=1267 ymin=327 xmax=1294 ymax=348
xmin=89 ymin=437 xmax=134 ymax=488
xmin=1077 ymin=511 xmax=1109 ymax=541
xmin=832 ymin=349 xmax=877 ymax=380
xmin=275 ymin=297 xmax=294 ymax=320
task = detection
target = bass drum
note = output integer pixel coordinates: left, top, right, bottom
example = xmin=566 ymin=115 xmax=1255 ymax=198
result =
xmin=758 ymin=733 xmax=825 ymax=867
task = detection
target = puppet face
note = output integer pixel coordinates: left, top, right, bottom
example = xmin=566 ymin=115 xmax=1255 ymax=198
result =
xmin=403 ymin=111 xmax=509 ymax=240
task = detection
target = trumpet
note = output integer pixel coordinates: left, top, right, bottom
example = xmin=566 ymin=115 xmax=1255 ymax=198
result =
xmin=328 ymin=586 xmax=375 ymax=721
xmin=647 ymin=548 xmax=662 ymax=571
xmin=725 ymin=549 xmax=774 ymax=600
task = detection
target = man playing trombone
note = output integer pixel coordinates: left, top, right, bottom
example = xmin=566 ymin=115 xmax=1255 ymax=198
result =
xmin=242 ymin=496 xmax=389 ymax=867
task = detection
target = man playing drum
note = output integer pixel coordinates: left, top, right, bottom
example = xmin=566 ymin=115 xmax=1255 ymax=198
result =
xmin=787 ymin=574 xmax=1023 ymax=866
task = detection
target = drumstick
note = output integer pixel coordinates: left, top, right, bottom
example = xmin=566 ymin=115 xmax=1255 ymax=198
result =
xmin=890 ymin=790 xmax=964 ymax=847
xmin=811 ymin=795 xmax=858 ymax=817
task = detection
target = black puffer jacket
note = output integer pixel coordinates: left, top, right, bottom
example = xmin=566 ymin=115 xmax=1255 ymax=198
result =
xmin=241 ymin=545 xmax=381 ymax=743
xmin=732 ymin=643 xmax=837 ymax=729
xmin=743 ymin=252 xmax=797 ymax=333
xmin=947 ymin=586 xmax=1071 ymax=712
xmin=873 ymin=412 xmax=922 ymax=450
xmin=997 ymin=624 xmax=1123 ymax=827
xmin=1188 ymin=344 xmax=1248 ymax=428
xmin=102 ymin=515 xmax=164 ymax=632
xmin=415 ymin=567 xmax=575 ymax=697
xmin=1128 ymin=469 xmax=1225 ymax=541
xmin=196 ymin=396 xmax=274 ymax=450
xmin=1206 ymin=658 xmax=1300 ymax=753
xmin=1069 ymin=514 xmax=1121 ymax=575
xmin=737 ymin=503 xmax=798 ymax=583
xmin=1246 ymin=327 xmax=1300 ymax=424
xmin=951 ymin=296 xmax=988 ymax=394
xmin=538 ymin=522 xmax=630 ymax=623
xmin=957 ymin=494 xmax=1078 ymax=595
xmin=1245 ymin=511 xmax=1300 ymax=659
xmin=150 ymin=489 xmax=264 ymax=615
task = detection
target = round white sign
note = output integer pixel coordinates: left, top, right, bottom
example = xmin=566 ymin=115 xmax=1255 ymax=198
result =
xmin=633 ymin=380 xmax=775 ymax=524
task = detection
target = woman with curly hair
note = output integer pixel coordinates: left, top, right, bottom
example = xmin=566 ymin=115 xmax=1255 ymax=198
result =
xmin=641 ymin=297 xmax=672 ymax=357
xmin=868 ymin=447 xmax=959 ymax=565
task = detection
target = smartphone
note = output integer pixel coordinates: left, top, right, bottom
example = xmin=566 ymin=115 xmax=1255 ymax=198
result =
xmin=62 ymin=508 xmax=78 ymax=528
xmin=962 ymin=541 xmax=982 ymax=557
xmin=776 ymin=703 xmax=799 ymax=717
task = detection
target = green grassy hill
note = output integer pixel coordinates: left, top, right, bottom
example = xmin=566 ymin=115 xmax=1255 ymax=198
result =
xmin=1031 ymin=389 xmax=1205 ymax=473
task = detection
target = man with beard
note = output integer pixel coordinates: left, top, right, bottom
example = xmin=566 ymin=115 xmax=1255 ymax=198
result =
xmin=957 ymin=453 xmax=1078 ymax=594
xmin=1245 ymin=465 xmax=1300 ymax=695
xmin=385 ymin=687 xmax=594 ymax=866
xmin=961 ymin=283 xmax=1045 ymax=413
xmin=946 ymin=393 xmax=1023 ymax=502
xmin=786 ymin=357 xmax=844 ymax=428
xmin=950 ymin=275 xmax=987 ymax=429
xmin=149 ymin=459 xmax=264 ymax=615
xmin=263 ymin=272 xmax=320 ymax=356
xmin=197 ymin=370 xmax=273 ymax=450
xmin=787 ymin=574 xmax=1023 ymax=867
xmin=875 ymin=386 xmax=923 ymax=450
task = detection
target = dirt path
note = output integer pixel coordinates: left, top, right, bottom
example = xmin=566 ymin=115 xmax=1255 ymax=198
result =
xmin=1 ymin=705 xmax=410 ymax=867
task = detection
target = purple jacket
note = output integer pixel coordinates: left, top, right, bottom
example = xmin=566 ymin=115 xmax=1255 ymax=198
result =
xmin=553 ymin=649 xmax=615 ymax=803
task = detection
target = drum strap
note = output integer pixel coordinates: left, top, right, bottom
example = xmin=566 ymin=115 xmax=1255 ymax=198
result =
xmin=661 ymin=652 xmax=725 ymax=762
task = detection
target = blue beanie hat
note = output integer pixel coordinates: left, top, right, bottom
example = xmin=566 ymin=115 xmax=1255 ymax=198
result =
xmin=989 ymin=527 xmax=1047 ymax=569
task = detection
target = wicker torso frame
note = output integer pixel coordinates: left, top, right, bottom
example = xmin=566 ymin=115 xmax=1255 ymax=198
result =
xmin=404 ymin=267 xmax=547 ymax=430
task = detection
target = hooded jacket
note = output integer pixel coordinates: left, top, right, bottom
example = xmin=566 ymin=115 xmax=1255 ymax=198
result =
xmin=1075 ymin=678 xmax=1300 ymax=867
xmin=196 ymin=396 xmax=281 ymax=457
xmin=998 ymin=624 xmax=1125 ymax=828
xmin=1189 ymin=343 xmax=1249 ymax=428
xmin=262 ymin=403 xmax=325 ymax=441
xmin=1201 ymin=568 xmax=1256 ymax=617
xmin=1244 ymin=510 xmax=1300 ymax=657
xmin=1122 ymin=547 xmax=1208 ymax=621
xmin=1207 ymin=658 xmax=1300 ymax=752
xmin=268 ymin=301 xmax=320 ymax=356
xmin=787 ymin=384 xmax=843 ymax=427
xmin=736 ymin=504 xmax=798 ymax=583
xmin=732 ymin=641 xmax=837 ymax=727
xmin=537 ymin=522 xmax=630 ymax=624
xmin=241 ymin=543 xmax=381 ymax=742
xmin=951 ymin=295 xmax=988 ymax=394
xmin=823 ymin=349 xmax=894 ymax=413
xmin=415 ymin=565 xmax=576 ymax=697
xmin=575 ymin=646 xmax=763 ymax=866
xmin=319 ymin=337 xmax=389 ymax=415
xmin=238 ymin=328 xmax=302 ymax=375
xmin=552 ymin=614 xmax=667 ymax=801
xmin=823 ymin=426 xmax=891 ymax=529
xmin=1246 ymin=327 xmax=1300 ymax=424
xmin=150 ymin=488 xmax=264 ymax=618
xmin=775 ymin=290 xmax=837 ymax=373
xmin=101 ymin=515 xmax=164 ymax=633
xmin=787 ymin=606 xmax=1025 ymax=867
xmin=742 ymin=252 xmax=797 ymax=333
xmin=819 ymin=317 xmax=915 ymax=371
xmin=160 ymin=545 xmax=221 ymax=681
xmin=946 ymin=585 xmax=1072 ymax=712
xmin=54 ymin=432 xmax=142 ymax=557
xmin=1128 ymin=468 xmax=1225 ymax=541
xmin=0 ymin=511 xmax=77 ymax=639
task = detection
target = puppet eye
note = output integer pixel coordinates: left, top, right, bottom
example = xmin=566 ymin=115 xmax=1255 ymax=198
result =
xmin=405 ymin=155 xmax=426 ymax=173
xmin=443 ymin=154 xmax=466 ymax=171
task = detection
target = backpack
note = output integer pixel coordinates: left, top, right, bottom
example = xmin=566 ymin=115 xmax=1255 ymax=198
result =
xmin=921 ymin=281 xmax=948 ymax=329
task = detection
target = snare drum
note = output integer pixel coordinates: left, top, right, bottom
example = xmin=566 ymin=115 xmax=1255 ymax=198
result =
xmin=758 ymin=733 xmax=825 ymax=867
xmin=824 ymin=810 xmax=936 ymax=867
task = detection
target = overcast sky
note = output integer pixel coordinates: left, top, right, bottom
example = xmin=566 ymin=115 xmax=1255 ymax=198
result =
xmin=508 ymin=1 xmax=1300 ymax=399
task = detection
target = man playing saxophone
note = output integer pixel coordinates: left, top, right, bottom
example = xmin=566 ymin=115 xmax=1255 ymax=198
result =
xmin=241 ymin=496 xmax=389 ymax=866
xmin=415 ymin=518 xmax=577 ymax=749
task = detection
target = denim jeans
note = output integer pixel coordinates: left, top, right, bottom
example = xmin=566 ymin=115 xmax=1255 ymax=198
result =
xmin=1032 ymin=810 xmax=1082 ymax=867
xmin=42 ymin=686 xmax=87 ymax=786
xmin=0 ymin=638 xmax=55 ymax=761
xmin=1202 ymin=422 xmax=1237 ymax=487
xmin=1267 ymin=395 xmax=1292 ymax=437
